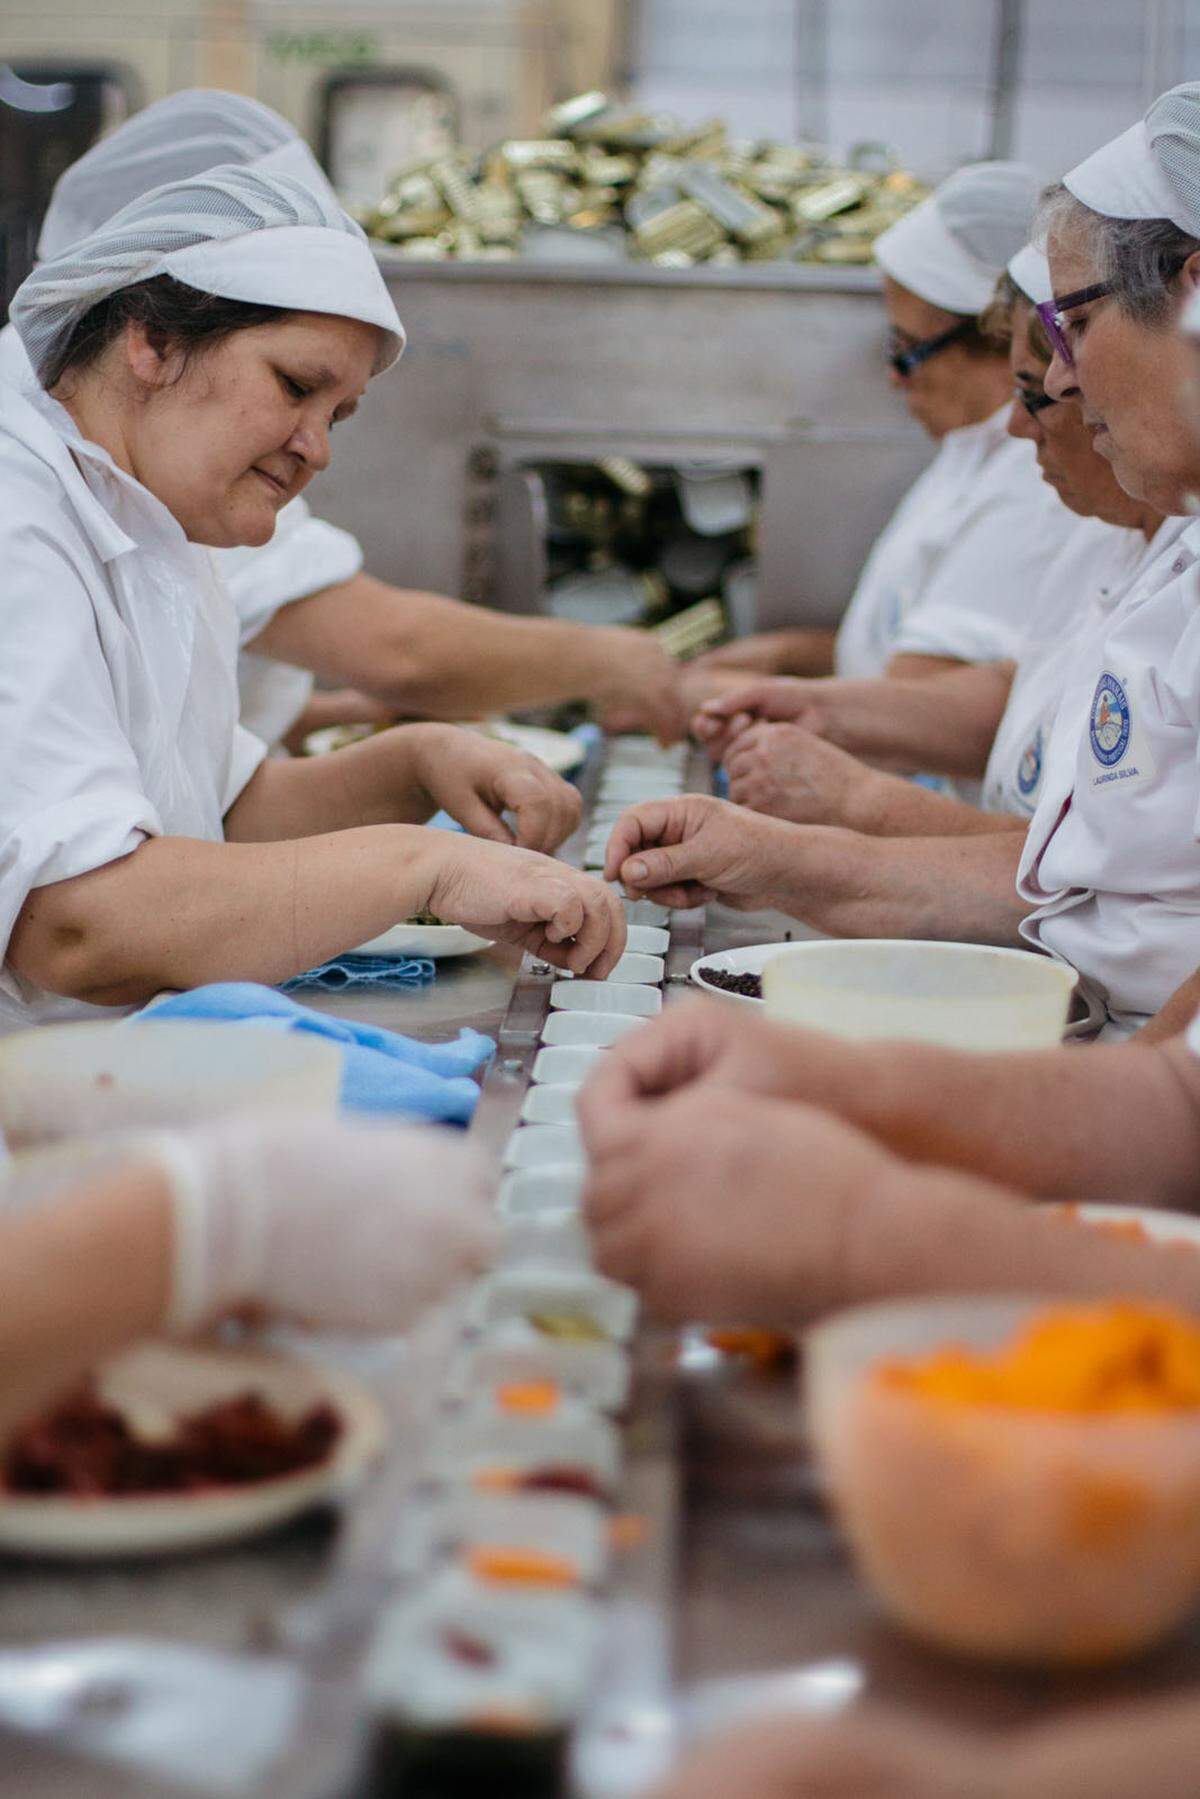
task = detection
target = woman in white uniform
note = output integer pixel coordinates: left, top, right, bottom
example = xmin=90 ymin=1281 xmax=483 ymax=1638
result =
xmin=704 ymin=246 xmax=1172 ymax=834
xmin=1016 ymin=83 xmax=1200 ymax=1037
xmin=0 ymin=165 xmax=625 ymax=1033
xmin=687 ymin=162 xmax=1070 ymax=690
xmin=12 ymin=90 xmax=686 ymax=749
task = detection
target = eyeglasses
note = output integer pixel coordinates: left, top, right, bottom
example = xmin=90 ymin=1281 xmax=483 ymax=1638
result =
xmin=1035 ymin=281 xmax=1114 ymax=367
xmin=1016 ymin=384 xmax=1057 ymax=419
xmin=887 ymin=320 xmax=974 ymax=378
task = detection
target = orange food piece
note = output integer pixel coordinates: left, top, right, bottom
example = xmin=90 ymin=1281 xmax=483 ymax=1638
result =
xmin=705 ymin=1327 xmax=796 ymax=1369
xmin=466 ymin=1545 xmax=579 ymax=1588
xmin=495 ymin=1380 xmax=561 ymax=1417
xmin=609 ymin=1513 xmax=648 ymax=1551
xmin=879 ymin=1302 xmax=1200 ymax=1414
xmin=472 ymin=1466 xmax=521 ymax=1494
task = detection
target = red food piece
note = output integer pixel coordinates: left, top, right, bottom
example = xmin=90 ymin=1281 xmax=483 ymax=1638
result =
xmin=519 ymin=1466 xmax=607 ymax=1501
xmin=4 ymin=1380 xmax=341 ymax=1497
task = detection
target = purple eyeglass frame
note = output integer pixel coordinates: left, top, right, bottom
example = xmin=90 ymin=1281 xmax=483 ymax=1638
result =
xmin=1035 ymin=281 xmax=1114 ymax=365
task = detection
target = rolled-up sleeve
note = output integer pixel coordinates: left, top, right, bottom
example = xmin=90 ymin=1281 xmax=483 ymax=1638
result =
xmin=215 ymin=496 xmax=365 ymax=646
xmin=222 ymin=722 xmax=269 ymax=814
xmin=0 ymin=529 xmax=160 ymax=986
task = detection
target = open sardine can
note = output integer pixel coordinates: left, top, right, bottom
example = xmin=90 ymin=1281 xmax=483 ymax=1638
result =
xmin=762 ymin=940 xmax=1077 ymax=1051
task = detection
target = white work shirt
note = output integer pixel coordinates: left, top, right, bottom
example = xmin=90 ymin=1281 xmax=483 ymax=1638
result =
xmin=217 ymin=496 xmax=363 ymax=749
xmin=981 ymin=516 xmax=1165 ymax=818
xmin=0 ymin=374 xmax=266 ymax=1032
xmin=834 ymin=405 xmax=1072 ymax=680
xmin=1017 ymin=518 xmax=1200 ymax=1037
xmin=0 ymin=324 xmax=364 ymax=754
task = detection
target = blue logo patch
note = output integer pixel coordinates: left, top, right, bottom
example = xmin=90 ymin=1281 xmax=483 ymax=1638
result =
xmin=1017 ymin=726 xmax=1043 ymax=798
xmin=1089 ymin=671 xmax=1131 ymax=769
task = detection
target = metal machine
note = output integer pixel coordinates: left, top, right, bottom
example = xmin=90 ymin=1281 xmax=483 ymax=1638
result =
xmin=314 ymin=254 xmax=930 ymax=637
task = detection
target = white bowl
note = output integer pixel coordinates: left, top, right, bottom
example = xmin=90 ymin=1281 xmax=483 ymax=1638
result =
xmin=448 ymin=1320 xmax=630 ymax=1413
xmin=763 ymin=940 xmax=1078 ymax=1051
xmin=0 ymin=1021 xmax=342 ymax=1151
xmin=689 ymin=942 xmax=795 ymax=1009
xmin=467 ymin=1268 xmax=637 ymax=1344
xmin=623 ymin=925 xmax=669 ymax=957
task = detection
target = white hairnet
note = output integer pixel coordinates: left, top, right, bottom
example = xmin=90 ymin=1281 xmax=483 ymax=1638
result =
xmin=1008 ymin=243 xmax=1052 ymax=306
xmin=37 ymin=90 xmax=324 ymax=260
xmin=13 ymin=163 xmax=405 ymax=385
xmin=1182 ymin=286 xmax=1200 ymax=338
xmin=1064 ymin=83 xmax=1200 ymax=238
xmin=874 ymin=161 xmax=1040 ymax=313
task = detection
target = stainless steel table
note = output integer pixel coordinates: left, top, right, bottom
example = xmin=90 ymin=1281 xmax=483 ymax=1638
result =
xmin=5 ymin=769 xmax=1200 ymax=1798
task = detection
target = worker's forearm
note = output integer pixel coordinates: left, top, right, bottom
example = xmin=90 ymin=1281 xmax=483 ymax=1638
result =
xmin=848 ymin=1156 xmax=1200 ymax=1316
xmin=772 ymin=629 xmax=839 ymax=677
xmin=851 ymin=768 xmax=1029 ymax=838
xmin=250 ymin=576 xmax=633 ymax=716
xmin=223 ymin=727 xmax=437 ymax=842
xmin=816 ymin=666 xmax=1012 ymax=776
xmin=769 ymin=827 xmax=1028 ymax=944
xmin=771 ymin=1027 xmax=1200 ymax=1209
xmin=1004 ymin=1692 xmax=1200 ymax=1799
xmin=0 ymin=1168 xmax=170 ymax=1445
xmin=8 ymin=826 xmax=445 ymax=1006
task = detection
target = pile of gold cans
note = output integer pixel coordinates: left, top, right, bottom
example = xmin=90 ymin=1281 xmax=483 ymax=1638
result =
xmin=360 ymin=90 xmax=927 ymax=267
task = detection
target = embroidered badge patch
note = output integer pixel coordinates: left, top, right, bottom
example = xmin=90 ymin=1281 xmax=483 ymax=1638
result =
xmin=1089 ymin=672 xmax=1131 ymax=769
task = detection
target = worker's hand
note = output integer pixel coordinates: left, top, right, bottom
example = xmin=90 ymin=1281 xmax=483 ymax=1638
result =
xmin=406 ymin=723 xmax=582 ymax=852
xmin=603 ymin=793 xmax=800 ymax=912
xmin=596 ymin=631 xmax=690 ymax=744
xmin=429 ymin=837 xmax=627 ymax=977
xmin=642 ymin=1709 xmax=1000 ymax=1799
xmin=580 ymin=1082 xmax=896 ymax=1323
xmin=692 ymin=676 xmax=830 ymax=760
xmin=153 ymin=1114 xmax=497 ymax=1332
xmin=724 ymin=721 xmax=880 ymax=828
xmin=576 ymin=999 xmax=813 ymax=1125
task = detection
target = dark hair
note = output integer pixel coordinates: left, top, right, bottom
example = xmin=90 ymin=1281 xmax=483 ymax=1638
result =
xmin=45 ymin=273 xmax=291 ymax=393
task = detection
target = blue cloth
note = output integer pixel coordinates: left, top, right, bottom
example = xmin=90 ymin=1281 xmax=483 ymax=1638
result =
xmin=138 ymin=984 xmax=493 ymax=1124
xmin=283 ymin=954 xmax=435 ymax=993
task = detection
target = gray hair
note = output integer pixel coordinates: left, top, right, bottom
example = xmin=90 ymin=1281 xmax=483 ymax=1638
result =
xmin=1036 ymin=181 xmax=1200 ymax=325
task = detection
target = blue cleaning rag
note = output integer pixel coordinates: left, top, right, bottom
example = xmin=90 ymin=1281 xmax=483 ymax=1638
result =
xmin=137 ymin=984 xmax=493 ymax=1124
xmin=283 ymin=954 xmax=436 ymax=993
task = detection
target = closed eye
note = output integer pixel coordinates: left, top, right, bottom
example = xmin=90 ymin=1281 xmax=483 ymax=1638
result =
xmin=278 ymin=370 xmax=311 ymax=401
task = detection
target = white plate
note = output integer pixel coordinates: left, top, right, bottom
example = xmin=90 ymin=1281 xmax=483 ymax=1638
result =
xmin=503 ymin=1124 xmax=586 ymax=1169
xmin=531 ymin=1045 xmax=604 ymax=1084
xmin=498 ymin=1167 xmax=586 ymax=1221
xmin=557 ymin=953 xmax=663 ymax=987
xmin=521 ymin=1084 xmax=580 ymax=1126
xmin=689 ymin=942 xmax=803 ymax=1009
xmin=550 ymin=982 xmax=661 ymax=1018
xmin=623 ymin=925 xmax=669 ymax=956
xmin=470 ymin=718 xmax=587 ymax=776
xmin=352 ymin=922 xmax=493 ymax=959
xmin=540 ymin=1011 xmax=645 ymax=1048
xmin=0 ymin=1342 xmax=386 ymax=1560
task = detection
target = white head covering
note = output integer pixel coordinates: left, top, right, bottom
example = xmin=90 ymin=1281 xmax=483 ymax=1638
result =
xmin=1064 ymin=82 xmax=1200 ymax=238
xmin=37 ymin=90 xmax=337 ymax=259
xmin=13 ymin=163 xmax=405 ymax=385
xmin=1182 ymin=287 xmax=1200 ymax=337
xmin=874 ymin=161 xmax=1040 ymax=314
xmin=1007 ymin=242 xmax=1052 ymax=306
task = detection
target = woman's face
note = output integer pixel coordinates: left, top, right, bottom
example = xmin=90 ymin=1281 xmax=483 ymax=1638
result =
xmin=122 ymin=312 xmax=379 ymax=546
xmin=1005 ymin=299 xmax=1148 ymax=528
xmin=1043 ymin=232 xmax=1200 ymax=515
xmin=882 ymin=276 xmax=1008 ymax=438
